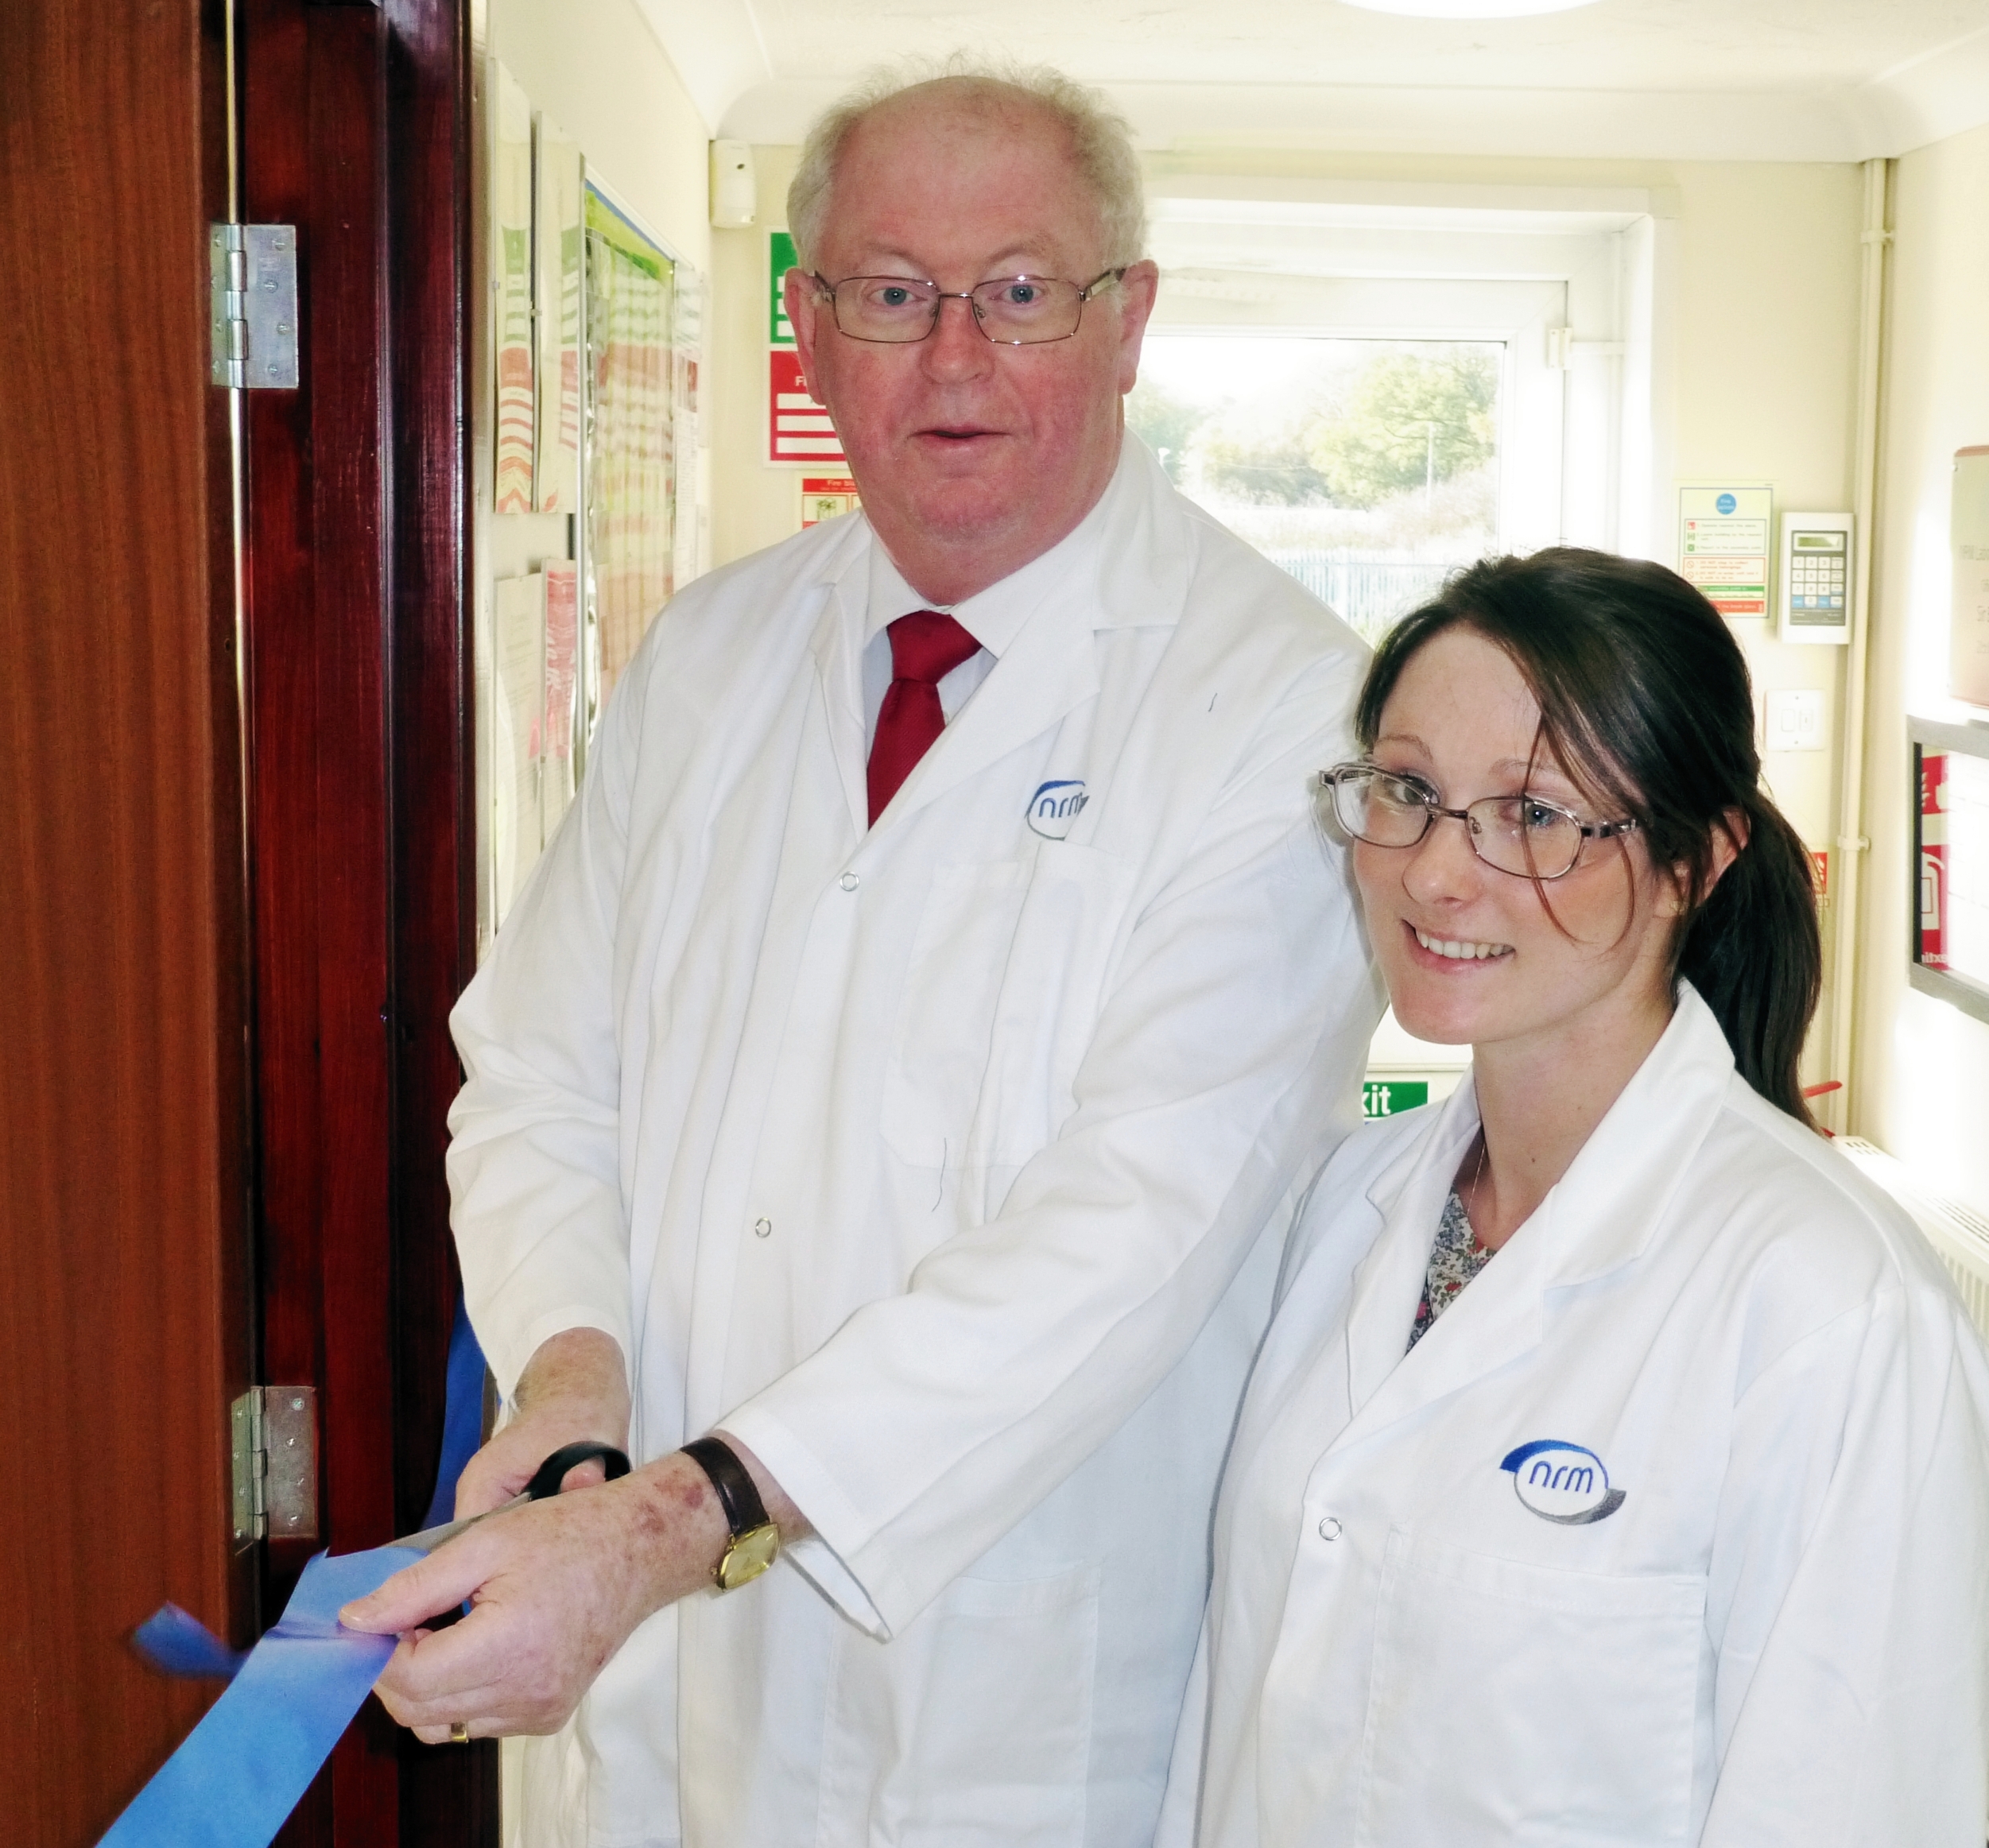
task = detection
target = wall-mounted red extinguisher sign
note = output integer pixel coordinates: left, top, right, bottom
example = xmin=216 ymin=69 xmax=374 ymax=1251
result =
xmin=1921 ymin=750 xmax=1949 ymax=970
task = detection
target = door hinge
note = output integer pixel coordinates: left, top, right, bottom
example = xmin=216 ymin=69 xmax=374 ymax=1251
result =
xmin=209 ymin=224 xmax=300 ymax=390
xmin=230 ymin=1385 xmax=319 ymax=1548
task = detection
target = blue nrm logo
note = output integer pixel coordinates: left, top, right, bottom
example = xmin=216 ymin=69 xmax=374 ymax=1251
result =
xmin=1500 ymin=1439 xmax=1626 ymax=1525
xmin=1027 ymin=779 xmax=1088 ymax=839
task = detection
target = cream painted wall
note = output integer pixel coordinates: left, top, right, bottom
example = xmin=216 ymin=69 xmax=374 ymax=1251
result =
xmin=711 ymin=145 xmax=804 ymax=570
xmin=489 ymin=0 xmax=711 ymax=272
xmin=1855 ymin=122 xmax=1989 ymax=1209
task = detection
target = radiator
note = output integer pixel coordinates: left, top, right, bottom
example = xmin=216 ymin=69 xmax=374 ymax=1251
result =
xmin=1839 ymin=1137 xmax=1989 ymax=1341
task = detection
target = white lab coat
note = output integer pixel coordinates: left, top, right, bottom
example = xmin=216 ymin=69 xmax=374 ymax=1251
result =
xmin=448 ymin=438 xmax=1383 ymax=1848
xmin=1167 ymin=984 xmax=1989 ymax=1848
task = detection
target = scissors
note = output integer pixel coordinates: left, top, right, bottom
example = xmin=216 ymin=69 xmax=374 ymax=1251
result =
xmin=392 ymin=1440 xmax=633 ymax=1555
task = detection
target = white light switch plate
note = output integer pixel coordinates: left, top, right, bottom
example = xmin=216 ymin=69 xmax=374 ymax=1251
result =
xmin=1766 ymin=688 xmax=1826 ymax=751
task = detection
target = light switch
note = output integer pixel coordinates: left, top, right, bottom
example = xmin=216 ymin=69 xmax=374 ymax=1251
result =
xmin=1766 ymin=688 xmax=1826 ymax=752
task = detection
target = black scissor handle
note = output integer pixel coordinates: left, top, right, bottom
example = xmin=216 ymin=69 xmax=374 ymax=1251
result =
xmin=523 ymin=1440 xmax=632 ymax=1501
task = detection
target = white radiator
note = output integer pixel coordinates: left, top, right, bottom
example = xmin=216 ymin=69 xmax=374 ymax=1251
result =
xmin=1839 ymin=1137 xmax=1989 ymax=1342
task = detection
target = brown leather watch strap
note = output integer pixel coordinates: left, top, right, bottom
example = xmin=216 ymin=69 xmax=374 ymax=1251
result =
xmin=680 ymin=1435 xmax=772 ymax=1540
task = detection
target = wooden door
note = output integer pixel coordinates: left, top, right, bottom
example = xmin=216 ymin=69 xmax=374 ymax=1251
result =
xmin=0 ymin=0 xmax=487 ymax=1841
xmin=233 ymin=0 xmax=490 ymax=1840
xmin=0 ymin=0 xmax=249 ymax=1840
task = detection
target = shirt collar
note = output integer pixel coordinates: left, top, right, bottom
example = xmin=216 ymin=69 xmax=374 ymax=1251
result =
xmin=862 ymin=435 xmax=1131 ymax=661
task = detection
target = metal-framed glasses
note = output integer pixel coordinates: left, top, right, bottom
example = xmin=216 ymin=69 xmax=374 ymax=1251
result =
xmin=811 ymin=269 xmax=1126 ymax=345
xmin=1317 ymin=763 xmax=1638 ymax=881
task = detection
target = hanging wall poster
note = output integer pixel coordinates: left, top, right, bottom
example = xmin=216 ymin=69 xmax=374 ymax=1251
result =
xmin=492 ymin=64 xmax=536 ymax=513
xmin=541 ymin=560 xmax=579 ymax=843
xmin=672 ymin=264 xmax=705 ymax=595
xmin=536 ymin=119 xmax=584 ymax=515
xmin=492 ymin=571 xmax=547 ymax=924
xmin=584 ymin=182 xmax=674 ymax=701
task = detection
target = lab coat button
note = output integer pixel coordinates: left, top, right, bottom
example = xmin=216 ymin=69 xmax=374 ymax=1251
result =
xmin=753 ymin=1217 xmax=773 ymax=1238
xmin=838 ymin=871 xmax=859 ymax=891
xmin=1317 ymin=1516 xmax=1343 ymax=1542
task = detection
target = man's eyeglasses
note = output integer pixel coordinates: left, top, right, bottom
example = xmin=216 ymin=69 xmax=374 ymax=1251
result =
xmin=810 ymin=269 xmax=1126 ymax=346
xmin=1316 ymin=763 xmax=1638 ymax=882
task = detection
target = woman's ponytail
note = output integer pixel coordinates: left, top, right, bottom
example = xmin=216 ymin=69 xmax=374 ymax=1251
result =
xmin=1674 ymin=791 xmax=1822 ymax=1126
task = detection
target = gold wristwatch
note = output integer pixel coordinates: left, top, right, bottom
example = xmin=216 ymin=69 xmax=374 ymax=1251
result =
xmin=681 ymin=1436 xmax=781 ymax=1590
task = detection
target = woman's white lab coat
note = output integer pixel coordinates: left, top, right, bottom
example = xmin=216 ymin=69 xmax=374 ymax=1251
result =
xmin=448 ymin=441 xmax=1382 ymax=1847
xmin=1170 ymin=986 xmax=1989 ymax=1847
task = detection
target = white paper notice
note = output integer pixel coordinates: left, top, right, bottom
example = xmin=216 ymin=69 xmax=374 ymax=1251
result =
xmin=541 ymin=561 xmax=579 ymax=844
xmin=1678 ymin=484 xmax=1772 ymax=618
xmin=494 ymin=572 xmax=546 ymax=925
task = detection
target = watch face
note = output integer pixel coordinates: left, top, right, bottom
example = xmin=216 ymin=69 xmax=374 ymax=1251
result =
xmin=714 ymin=1522 xmax=781 ymax=1592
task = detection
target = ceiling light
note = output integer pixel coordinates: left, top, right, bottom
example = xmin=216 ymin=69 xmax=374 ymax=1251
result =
xmin=1341 ymin=0 xmax=1603 ymax=16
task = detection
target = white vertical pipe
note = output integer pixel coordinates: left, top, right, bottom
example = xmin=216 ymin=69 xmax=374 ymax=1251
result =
xmin=1824 ymin=157 xmax=1893 ymax=1133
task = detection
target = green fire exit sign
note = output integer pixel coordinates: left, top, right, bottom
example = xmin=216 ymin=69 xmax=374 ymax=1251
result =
xmin=1363 ymin=1079 xmax=1429 ymax=1119
xmin=770 ymin=231 xmax=797 ymax=346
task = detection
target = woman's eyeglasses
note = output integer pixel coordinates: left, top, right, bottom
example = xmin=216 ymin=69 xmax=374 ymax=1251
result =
xmin=1316 ymin=762 xmax=1637 ymax=881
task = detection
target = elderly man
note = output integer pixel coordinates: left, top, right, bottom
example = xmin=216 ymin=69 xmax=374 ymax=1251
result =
xmin=347 ymin=60 xmax=1379 ymax=1848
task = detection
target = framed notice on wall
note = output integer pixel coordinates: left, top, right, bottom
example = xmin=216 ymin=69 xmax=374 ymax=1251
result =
xmin=1911 ymin=715 xmax=1989 ymax=1029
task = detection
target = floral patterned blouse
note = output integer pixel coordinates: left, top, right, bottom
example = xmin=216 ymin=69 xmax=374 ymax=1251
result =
xmin=1406 ymin=1189 xmax=1495 ymax=1351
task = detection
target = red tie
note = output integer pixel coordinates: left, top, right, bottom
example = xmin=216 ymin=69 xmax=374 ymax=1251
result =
xmin=867 ymin=611 xmax=981 ymax=824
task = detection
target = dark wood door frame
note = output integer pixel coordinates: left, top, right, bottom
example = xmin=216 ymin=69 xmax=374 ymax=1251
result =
xmin=235 ymin=0 xmax=488 ymax=1838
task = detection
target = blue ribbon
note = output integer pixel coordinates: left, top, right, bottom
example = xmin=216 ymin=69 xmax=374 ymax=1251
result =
xmin=106 ymin=1294 xmax=488 ymax=1845
xmin=421 ymin=1284 xmax=488 ymax=1532
xmin=100 ymin=1546 xmax=422 ymax=1847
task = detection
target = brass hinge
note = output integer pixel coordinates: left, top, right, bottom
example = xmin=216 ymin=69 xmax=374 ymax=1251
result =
xmin=230 ymin=1385 xmax=319 ymax=1549
xmin=209 ymin=224 xmax=300 ymax=390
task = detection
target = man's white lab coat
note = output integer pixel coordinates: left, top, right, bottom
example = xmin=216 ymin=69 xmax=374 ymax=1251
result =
xmin=448 ymin=440 xmax=1382 ymax=1847
xmin=1169 ymin=985 xmax=1989 ymax=1847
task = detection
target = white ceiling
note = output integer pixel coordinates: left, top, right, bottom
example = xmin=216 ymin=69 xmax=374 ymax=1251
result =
xmin=632 ymin=0 xmax=1989 ymax=162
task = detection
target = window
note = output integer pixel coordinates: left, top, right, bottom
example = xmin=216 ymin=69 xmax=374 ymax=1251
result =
xmin=1142 ymin=185 xmax=1659 ymax=626
xmin=1131 ymin=335 xmax=1502 ymax=645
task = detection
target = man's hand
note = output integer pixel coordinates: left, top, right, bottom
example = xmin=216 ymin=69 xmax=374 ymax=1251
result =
xmin=452 ymin=1327 xmax=630 ymax=1519
xmin=341 ymin=1450 xmax=730 ymax=1741
xmin=338 ymin=1327 xmax=812 ymax=1741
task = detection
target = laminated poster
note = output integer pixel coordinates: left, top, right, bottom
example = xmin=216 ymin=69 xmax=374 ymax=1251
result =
xmin=542 ymin=560 xmax=579 ymax=842
xmin=1677 ymin=484 xmax=1771 ymax=618
xmin=492 ymin=64 xmax=536 ymax=514
xmin=493 ymin=571 xmax=545 ymax=924
xmin=584 ymin=182 xmax=675 ymax=700
xmin=537 ymin=121 xmax=584 ymax=516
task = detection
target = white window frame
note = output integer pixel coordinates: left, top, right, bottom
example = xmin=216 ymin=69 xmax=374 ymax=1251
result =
xmin=1142 ymin=184 xmax=1663 ymax=560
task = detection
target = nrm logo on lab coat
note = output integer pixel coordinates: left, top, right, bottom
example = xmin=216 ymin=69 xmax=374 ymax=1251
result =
xmin=1028 ymin=779 xmax=1088 ymax=839
xmin=1500 ymin=1439 xmax=1626 ymax=1525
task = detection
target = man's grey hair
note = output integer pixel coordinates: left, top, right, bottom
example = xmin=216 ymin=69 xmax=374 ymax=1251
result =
xmin=786 ymin=55 xmax=1147 ymax=279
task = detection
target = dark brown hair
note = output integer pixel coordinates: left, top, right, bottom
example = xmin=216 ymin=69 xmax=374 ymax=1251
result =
xmin=1356 ymin=547 xmax=1822 ymax=1125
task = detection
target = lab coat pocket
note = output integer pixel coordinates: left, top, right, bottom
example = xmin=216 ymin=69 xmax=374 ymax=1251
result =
xmin=881 ymin=859 xmax=1035 ymax=1170
xmin=1355 ymin=1531 xmax=1703 ymax=1848
xmin=968 ymin=841 xmax=1136 ymax=1169
xmin=882 ymin=846 xmax=1134 ymax=1176
xmin=818 ymin=1561 xmax=1102 ymax=1847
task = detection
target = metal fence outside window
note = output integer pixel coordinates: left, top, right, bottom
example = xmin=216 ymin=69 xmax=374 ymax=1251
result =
xmin=1262 ymin=552 xmax=1460 ymax=643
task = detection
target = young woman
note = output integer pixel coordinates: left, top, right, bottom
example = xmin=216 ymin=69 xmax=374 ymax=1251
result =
xmin=1165 ymin=549 xmax=1989 ymax=1846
